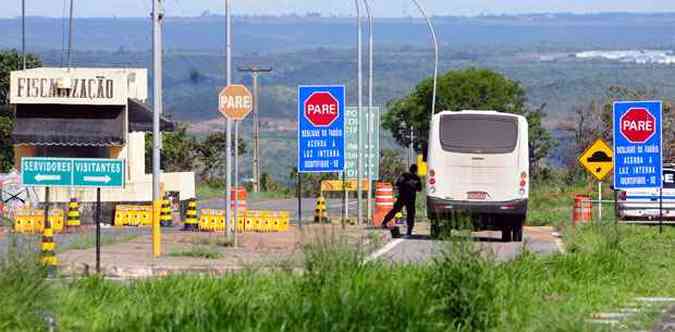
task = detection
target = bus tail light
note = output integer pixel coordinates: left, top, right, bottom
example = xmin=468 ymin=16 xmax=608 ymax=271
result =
xmin=519 ymin=172 xmax=527 ymax=196
xmin=429 ymin=169 xmax=436 ymax=193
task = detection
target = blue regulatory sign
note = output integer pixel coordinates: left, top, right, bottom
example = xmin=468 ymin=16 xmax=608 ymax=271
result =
xmin=297 ymin=85 xmax=346 ymax=173
xmin=613 ymin=101 xmax=662 ymax=190
xmin=22 ymin=157 xmax=125 ymax=188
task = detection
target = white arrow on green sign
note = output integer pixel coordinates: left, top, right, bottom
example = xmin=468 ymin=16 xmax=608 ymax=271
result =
xmin=21 ymin=157 xmax=125 ymax=188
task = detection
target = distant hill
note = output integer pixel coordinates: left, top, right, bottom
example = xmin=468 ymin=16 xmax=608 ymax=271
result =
xmin=2 ymin=13 xmax=675 ymax=53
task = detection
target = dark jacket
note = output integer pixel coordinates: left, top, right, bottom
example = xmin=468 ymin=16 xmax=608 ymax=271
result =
xmin=395 ymin=172 xmax=422 ymax=201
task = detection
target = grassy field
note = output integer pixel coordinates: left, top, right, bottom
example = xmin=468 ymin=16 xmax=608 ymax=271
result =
xmin=196 ymin=183 xmax=291 ymax=201
xmin=0 ymin=222 xmax=673 ymax=331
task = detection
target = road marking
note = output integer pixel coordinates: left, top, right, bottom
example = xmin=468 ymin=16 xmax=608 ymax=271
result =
xmin=364 ymin=238 xmax=404 ymax=263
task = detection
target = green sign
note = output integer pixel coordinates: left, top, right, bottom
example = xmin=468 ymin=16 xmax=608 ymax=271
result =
xmin=22 ymin=158 xmax=125 ymax=188
xmin=345 ymin=106 xmax=379 ymax=180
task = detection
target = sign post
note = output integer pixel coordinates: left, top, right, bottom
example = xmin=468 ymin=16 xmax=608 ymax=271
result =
xmin=21 ymin=157 xmax=125 ymax=273
xmin=218 ymin=84 xmax=253 ymax=247
xmin=613 ymin=101 xmax=663 ymax=231
xmin=578 ymin=139 xmax=614 ymax=221
xmin=298 ymin=85 xmax=346 ymax=229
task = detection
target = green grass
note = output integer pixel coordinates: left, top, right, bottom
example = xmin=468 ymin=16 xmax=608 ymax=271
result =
xmin=1 ymin=223 xmax=674 ymax=331
xmin=196 ymin=182 xmax=290 ymax=200
xmin=185 ymin=236 xmax=233 ymax=247
xmin=58 ymin=232 xmax=141 ymax=252
xmin=168 ymin=246 xmax=224 ymax=259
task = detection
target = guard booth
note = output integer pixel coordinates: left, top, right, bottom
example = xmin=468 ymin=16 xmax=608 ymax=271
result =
xmin=8 ymin=67 xmax=196 ymax=222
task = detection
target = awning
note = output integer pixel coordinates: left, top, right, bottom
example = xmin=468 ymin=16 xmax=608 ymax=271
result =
xmin=128 ymin=98 xmax=176 ymax=132
xmin=12 ymin=104 xmax=124 ymax=147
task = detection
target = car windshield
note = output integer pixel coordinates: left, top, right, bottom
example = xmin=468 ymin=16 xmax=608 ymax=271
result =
xmin=439 ymin=113 xmax=518 ymax=154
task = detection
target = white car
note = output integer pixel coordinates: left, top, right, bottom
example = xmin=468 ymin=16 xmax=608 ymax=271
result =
xmin=426 ymin=110 xmax=529 ymax=241
xmin=617 ymin=167 xmax=675 ymax=220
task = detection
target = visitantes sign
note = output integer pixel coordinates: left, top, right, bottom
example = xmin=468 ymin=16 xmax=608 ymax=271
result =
xmin=613 ymin=101 xmax=663 ymax=190
xmin=297 ymin=85 xmax=345 ymax=173
xmin=10 ymin=70 xmax=128 ymax=106
xmin=21 ymin=157 xmax=125 ymax=188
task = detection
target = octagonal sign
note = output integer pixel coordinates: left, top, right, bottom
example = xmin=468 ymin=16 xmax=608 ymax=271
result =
xmin=218 ymin=84 xmax=253 ymax=120
xmin=304 ymin=92 xmax=340 ymax=127
xmin=619 ymin=107 xmax=656 ymax=144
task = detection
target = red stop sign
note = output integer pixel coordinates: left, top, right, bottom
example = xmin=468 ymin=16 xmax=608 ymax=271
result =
xmin=304 ymin=92 xmax=340 ymax=127
xmin=620 ymin=107 xmax=656 ymax=143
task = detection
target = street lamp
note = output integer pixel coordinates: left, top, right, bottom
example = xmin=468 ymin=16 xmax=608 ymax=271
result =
xmin=238 ymin=65 xmax=273 ymax=193
xmin=411 ymin=0 xmax=439 ymax=118
xmin=362 ymin=0 xmax=374 ymax=223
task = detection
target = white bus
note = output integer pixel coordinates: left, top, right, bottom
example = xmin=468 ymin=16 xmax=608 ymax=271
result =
xmin=426 ymin=110 xmax=529 ymax=241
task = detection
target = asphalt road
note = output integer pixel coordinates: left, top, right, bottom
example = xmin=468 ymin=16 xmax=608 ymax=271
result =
xmin=370 ymin=226 xmax=562 ymax=263
xmin=201 ymin=197 xmax=358 ymax=222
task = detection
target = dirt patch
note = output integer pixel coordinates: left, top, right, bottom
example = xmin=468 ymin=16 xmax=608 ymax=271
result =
xmin=58 ymin=224 xmax=390 ymax=278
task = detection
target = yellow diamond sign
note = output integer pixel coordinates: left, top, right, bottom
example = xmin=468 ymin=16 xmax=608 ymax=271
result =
xmin=578 ymin=139 xmax=614 ymax=181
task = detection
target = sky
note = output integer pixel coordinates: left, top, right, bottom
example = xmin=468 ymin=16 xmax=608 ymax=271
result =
xmin=4 ymin=0 xmax=675 ymax=18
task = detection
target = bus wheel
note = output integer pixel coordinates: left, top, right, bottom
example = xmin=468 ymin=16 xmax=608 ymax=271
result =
xmin=500 ymin=222 xmax=512 ymax=242
xmin=512 ymin=216 xmax=524 ymax=242
xmin=431 ymin=218 xmax=440 ymax=239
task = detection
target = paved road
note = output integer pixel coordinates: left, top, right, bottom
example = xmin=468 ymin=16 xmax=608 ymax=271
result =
xmin=201 ymin=198 xmax=357 ymax=222
xmin=372 ymin=226 xmax=561 ymax=263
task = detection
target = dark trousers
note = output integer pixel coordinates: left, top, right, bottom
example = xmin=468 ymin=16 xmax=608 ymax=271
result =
xmin=382 ymin=197 xmax=416 ymax=235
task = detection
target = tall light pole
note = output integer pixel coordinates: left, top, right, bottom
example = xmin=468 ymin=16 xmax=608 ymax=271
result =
xmin=362 ymin=0 xmax=374 ymax=223
xmin=238 ymin=65 xmax=273 ymax=193
xmin=355 ymin=0 xmax=363 ymax=225
xmin=151 ymin=0 xmax=163 ymax=257
xmin=225 ymin=0 xmax=233 ymax=244
xmin=411 ymin=0 xmax=439 ymax=118
xmin=21 ymin=0 xmax=26 ymax=69
xmin=66 ymin=0 xmax=74 ymax=68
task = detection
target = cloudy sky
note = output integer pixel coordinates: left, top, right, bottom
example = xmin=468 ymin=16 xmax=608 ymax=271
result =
xmin=4 ymin=0 xmax=675 ymax=18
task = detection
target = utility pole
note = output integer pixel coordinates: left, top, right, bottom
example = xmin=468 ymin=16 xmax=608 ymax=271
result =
xmin=225 ymin=0 xmax=233 ymax=243
xmin=355 ymin=0 xmax=363 ymax=225
xmin=238 ymin=65 xmax=273 ymax=192
xmin=21 ymin=0 xmax=26 ymax=69
xmin=66 ymin=0 xmax=74 ymax=68
xmin=151 ymin=0 xmax=163 ymax=257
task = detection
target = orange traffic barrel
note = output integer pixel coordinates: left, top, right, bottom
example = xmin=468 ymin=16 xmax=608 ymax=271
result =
xmin=374 ymin=182 xmax=395 ymax=226
xmin=230 ymin=186 xmax=248 ymax=214
xmin=572 ymin=194 xmax=592 ymax=225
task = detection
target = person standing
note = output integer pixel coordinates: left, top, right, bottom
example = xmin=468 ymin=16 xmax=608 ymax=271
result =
xmin=381 ymin=164 xmax=422 ymax=237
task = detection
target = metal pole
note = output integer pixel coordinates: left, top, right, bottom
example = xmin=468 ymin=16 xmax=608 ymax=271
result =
xmin=660 ymin=187 xmax=663 ymax=234
xmin=355 ymin=0 xmax=363 ymax=225
xmin=408 ymin=126 xmax=414 ymax=167
xmin=96 ymin=187 xmax=101 ymax=273
xmin=411 ymin=0 xmax=439 ymax=118
xmin=151 ymin=0 xmax=163 ymax=258
xmin=252 ymin=72 xmax=259 ymax=192
xmin=598 ymin=181 xmax=602 ymax=222
xmin=66 ymin=0 xmax=74 ymax=68
xmin=21 ymin=0 xmax=26 ymax=70
xmin=364 ymin=0 xmax=373 ymax=224
xmin=297 ymin=173 xmax=302 ymax=230
xmin=225 ymin=0 xmax=233 ymax=242
xmin=233 ymin=121 xmax=239 ymax=247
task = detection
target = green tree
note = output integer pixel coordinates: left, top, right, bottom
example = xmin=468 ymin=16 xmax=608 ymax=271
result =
xmin=195 ymin=131 xmax=247 ymax=184
xmin=383 ymin=68 xmax=557 ymax=178
xmin=379 ymin=149 xmax=406 ymax=184
xmin=144 ymin=125 xmax=199 ymax=173
xmin=0 ymin=50 xmax=41 ymax=172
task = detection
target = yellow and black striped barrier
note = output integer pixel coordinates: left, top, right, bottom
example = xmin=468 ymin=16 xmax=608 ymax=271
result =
xmin=41 ymin=218 xmax=57 ymax=274
xmin=314 ymin=196 xmax=329 ymax=223
xmin=66 ymin=198 xmax=81 ymax=230
xmin=198 ymin=209 xmax=290 ymax=233
xmin=183 ymin=199 xmax=199 ymax=231
xmin=160 ymin=197 xmax=172 ymax=227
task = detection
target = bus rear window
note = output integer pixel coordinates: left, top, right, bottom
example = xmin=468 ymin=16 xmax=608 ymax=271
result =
xmin=439 ymin=114 xmax=518 ymax=154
